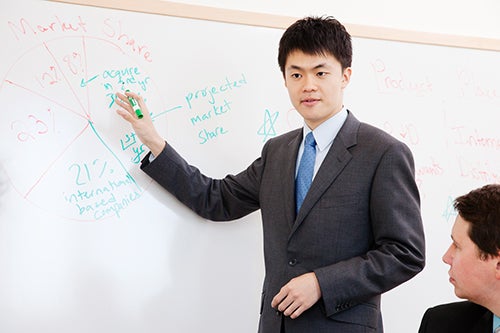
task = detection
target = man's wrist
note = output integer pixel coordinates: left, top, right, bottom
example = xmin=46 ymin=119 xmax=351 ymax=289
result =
xmin=148 ymin=139 xmax=166 ymax=157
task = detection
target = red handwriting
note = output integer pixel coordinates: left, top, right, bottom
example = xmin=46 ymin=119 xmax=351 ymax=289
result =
xmin=450 ymin=126 xmax=500 ymax=150
xmin=7 ymin=16 xmax=88 ymax=41
xmin=415 ymin=158 xmax=444 ymax=197
xmin=10 ymin=109 xmax=54 ymax=142
xmin=371 ymin=59 xmax=433 ymax=96
xmin=35 ymin=65 xmax=61 ymax=88
xmin=458 ymin=155 xmax=500 ymax=183
xmin=383 ymin=121 xmax=420 ymax=145
xmin=457 ymin=68 xmax=499 ymax=99
xmin=62 ymin=52 xmax=84 ymax=75
xmin=102 ymin=18 xmax=152 ymax=62
xmin=417 ymin=158 xmax=444 ymax=177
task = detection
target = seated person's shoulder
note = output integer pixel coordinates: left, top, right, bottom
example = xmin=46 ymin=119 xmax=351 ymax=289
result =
xmin=425 ymin=300 xmax=489 ymax=320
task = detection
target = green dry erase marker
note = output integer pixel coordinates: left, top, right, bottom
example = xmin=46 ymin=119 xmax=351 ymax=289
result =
xmin=125 ymin=90 xmax=143 ymax=119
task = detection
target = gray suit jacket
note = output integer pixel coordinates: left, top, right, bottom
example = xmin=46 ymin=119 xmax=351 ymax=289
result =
xmin=141 ymin=111 xmax=425 ymax=333
xmin=419 ymin=301 xmax=493 ymax=333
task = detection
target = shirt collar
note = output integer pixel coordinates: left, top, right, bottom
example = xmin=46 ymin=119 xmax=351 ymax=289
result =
xmin=302 ymin=107 xmax=348 ymax=152
xmin=494 ymin=314 xmax=500 ymax=332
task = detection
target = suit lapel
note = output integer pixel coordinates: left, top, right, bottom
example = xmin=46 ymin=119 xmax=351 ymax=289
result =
xmin=475 ymin=310 xmax=493 ymax=332
xmin=291 ymin=112 xmax=360 ymax=234
xmin=284 ymin=131 xmax=302 ymax=227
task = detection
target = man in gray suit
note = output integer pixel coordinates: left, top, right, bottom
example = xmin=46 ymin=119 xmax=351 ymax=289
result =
xmin=115 ymin=16 xmax=425 ymax=333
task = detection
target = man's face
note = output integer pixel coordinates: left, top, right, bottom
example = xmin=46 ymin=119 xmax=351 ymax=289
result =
xmin=283 ymin=50 xmax=351 ymax=130
xmin=442 ymin=215 xmax=498 ymax=304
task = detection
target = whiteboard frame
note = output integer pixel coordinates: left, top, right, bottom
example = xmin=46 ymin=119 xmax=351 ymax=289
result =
xmin=48 ymin=0 xmax=500 ymax=51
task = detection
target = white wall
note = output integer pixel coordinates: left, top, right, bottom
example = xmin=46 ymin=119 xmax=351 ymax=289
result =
xmin=169 ymin=0 xmax=500 ymax=39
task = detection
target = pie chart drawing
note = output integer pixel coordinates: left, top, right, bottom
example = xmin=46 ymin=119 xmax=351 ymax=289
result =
xmin=0 ymin=35 xmax=168 ymax=221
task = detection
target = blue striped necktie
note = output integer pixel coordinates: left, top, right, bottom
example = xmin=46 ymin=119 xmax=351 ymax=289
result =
xmin=295 ymin=132 xmax=316 ymax=213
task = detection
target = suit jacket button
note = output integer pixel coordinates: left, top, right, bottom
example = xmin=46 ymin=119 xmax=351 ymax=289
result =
xmin=288 ymin=259 xmax=297 ymax=266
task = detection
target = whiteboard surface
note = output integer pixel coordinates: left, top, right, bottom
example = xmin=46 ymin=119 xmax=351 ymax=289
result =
xmin=1 ymin=0 xmax=500 ymax=332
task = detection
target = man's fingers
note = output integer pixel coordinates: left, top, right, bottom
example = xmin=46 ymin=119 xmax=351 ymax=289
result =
xmin=116 ymin=108 xmax=133 ymax=122
xmin=282 ymin=301 xmax=299 ymax=317
xmin=116 ymin=93 xmax=133 ymax=109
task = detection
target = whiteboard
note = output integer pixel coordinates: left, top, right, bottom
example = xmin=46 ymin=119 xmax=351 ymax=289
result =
xmin=1 ymin=0 xmax=500 ymax=332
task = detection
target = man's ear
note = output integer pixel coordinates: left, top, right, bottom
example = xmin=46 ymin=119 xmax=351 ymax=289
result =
xmin=341 ymin=67 xmax=352 ymax=88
